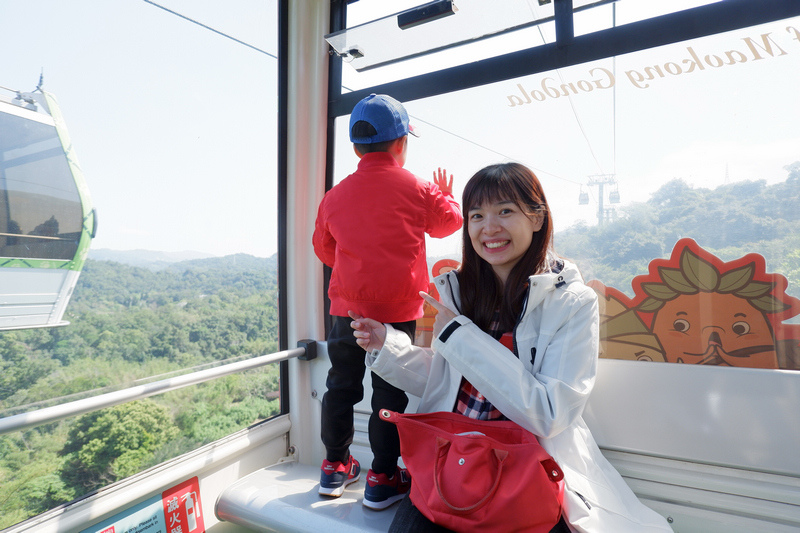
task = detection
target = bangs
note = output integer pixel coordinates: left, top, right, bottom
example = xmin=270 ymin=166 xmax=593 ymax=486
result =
xmin=464 ymin=165 xmax=542 ymax=214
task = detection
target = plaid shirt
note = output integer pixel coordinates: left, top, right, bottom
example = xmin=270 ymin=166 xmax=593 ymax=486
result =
xmin=453 ymin=311 xmax=510 ymax=421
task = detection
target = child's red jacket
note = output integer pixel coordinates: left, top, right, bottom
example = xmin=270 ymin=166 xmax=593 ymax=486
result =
xmin=313 ymin=152 xmax=462 ymax=323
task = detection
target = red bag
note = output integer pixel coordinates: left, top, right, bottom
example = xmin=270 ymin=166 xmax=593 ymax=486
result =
xmin=380 ymin=409 xmax=564 ymax=533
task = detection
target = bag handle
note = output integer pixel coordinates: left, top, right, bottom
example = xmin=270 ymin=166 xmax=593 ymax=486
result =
xmin=433 ymin=436 xmax=509 ymax=513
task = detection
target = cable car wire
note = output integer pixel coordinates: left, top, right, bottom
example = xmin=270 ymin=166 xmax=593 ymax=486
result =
xmin=142 ymin=0 xmax=277 ymax=59
xmin=340 ymin=84 xmax=581 ymax=186
xmin=409 ymin=112 xmax=582 ymax=186
xmin=527 ymin=1 xmax=605 ymax=175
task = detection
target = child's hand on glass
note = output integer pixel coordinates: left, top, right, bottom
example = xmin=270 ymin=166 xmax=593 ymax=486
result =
xmin=433 ymin=167 xmax=454 ymax=196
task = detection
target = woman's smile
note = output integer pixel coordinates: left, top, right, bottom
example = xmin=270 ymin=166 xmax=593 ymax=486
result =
xmin=484 ymin=239 xmax=510 ymax=250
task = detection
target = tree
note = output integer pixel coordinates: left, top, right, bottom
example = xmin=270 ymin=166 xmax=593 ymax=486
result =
xmin=0 ymin=334 xmax=55 ymax=401
xmin=59 ymin=400 xmax=179 ymax=492
xmin=785 ymin=161 xmax=800 ymax=183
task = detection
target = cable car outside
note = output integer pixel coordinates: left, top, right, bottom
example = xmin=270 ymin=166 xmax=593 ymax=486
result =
xmin=0 ymin=87 xmax=96 ymax=330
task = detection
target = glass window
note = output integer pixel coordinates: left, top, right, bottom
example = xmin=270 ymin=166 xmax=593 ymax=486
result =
xmin=336 ymin=1 xmax=724 ymax=86
xmin=0 ymin=106 xmax=82 ymax=260
xmin=0 ymin=1 xmax=279 ymax=527
xmin=334 ymin=14 xmax=800 ymax=369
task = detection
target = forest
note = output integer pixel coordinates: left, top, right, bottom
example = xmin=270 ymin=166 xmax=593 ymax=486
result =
xmin=559 ymin=163 xmax=800 ymax=299
xmin=0 ymin=254 xmax=281 ymax=527
xmin=1 ymin=163 xmax=799 ymax=527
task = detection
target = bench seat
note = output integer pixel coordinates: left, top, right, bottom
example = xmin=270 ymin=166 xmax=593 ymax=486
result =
xmin=215 ymin=460 xmax=398 ymax=532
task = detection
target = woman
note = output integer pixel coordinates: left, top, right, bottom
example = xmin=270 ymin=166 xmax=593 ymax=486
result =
xmin=350 ymin=162 xmax=672 ymax=532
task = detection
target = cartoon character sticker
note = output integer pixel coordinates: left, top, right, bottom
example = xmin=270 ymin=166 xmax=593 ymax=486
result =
xmin=589 ymin=238 xmax=800 ymax=370
xmin=415 ymin=259 xmax=460 ymax=347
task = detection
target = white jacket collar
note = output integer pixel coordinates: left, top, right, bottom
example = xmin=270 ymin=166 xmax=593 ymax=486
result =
xmin=433 ymin=258 xmax=583 ymax=319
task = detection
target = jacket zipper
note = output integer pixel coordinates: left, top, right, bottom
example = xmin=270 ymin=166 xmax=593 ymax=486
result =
xmin=511 ymin=282 xmax=531 ymax=361
xmin=444 ymin=273 xmax=461 ymax=314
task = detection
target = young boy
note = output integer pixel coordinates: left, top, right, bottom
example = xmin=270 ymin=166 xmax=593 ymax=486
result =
xmin=313 ymin=93 xmax=462 ymax=509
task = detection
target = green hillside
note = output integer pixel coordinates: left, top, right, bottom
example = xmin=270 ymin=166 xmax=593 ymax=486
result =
xmin=0 ymin=255 xmax=281 ymax=527
xmin=558 ymin=168 xmax=800 ymax=298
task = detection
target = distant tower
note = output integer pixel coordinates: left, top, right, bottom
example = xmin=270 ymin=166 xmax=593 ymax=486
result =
xmin=583 ymin=174 xmax=619 ymax=226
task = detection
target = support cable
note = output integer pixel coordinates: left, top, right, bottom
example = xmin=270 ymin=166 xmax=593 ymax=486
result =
xmin=142 ymin=0 xmax=277 ymax=59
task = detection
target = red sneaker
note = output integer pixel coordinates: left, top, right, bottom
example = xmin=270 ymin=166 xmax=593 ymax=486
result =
xmin=319 ymin=455 xmax=360 ymax=497
xmin=363 ymin=467 xmax=411 ymax=510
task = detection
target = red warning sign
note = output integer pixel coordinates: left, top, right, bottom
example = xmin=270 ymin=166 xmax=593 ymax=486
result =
xmin=162 ymin=477 xmax=205 ymax=533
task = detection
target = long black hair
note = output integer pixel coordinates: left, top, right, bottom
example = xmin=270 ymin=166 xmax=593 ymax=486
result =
xmin=458 ymin=162 xmax=554 ymax=332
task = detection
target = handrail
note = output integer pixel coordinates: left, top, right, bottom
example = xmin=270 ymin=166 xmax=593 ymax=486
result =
xmin=0 ymin=346 xmax=305 ymax=436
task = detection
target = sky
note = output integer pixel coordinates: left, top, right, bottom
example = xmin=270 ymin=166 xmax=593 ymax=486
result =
xmin=1 ymin=0 xmax=279 ymax=257
xmin=2 ymin=1 xmax=798 ymax=259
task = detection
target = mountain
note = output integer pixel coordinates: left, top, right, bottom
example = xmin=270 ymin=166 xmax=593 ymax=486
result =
xmin=89 ymin=249 xmax=217 ymax=269
xmin=166 ymin=253 xmax=278 ymax=273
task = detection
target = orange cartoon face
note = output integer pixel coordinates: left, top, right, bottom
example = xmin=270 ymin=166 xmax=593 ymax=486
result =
xmin=589 ymin=239 xmax=800 ymax=370
xmin=651 ymin=292 xmax=778 ymax=369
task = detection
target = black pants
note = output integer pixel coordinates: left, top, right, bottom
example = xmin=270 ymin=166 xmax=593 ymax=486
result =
xmin=320 ymin=315 xmax=415 ymax=475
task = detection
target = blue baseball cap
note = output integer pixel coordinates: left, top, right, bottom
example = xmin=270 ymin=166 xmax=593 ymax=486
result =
xmin=349 ymin=93 xmax=418 ymax=144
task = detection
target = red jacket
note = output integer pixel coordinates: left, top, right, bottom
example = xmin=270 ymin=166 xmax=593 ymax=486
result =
xmin=313 ymin=152 xmax=463 ymax=322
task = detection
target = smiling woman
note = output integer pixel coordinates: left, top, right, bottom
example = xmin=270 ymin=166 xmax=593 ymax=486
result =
xmin=465 ymin=168 xmax=546 ymax=286
xmin=354 ymin=162 xmax=672 ymax=531
xmin=468 ymin=197 xmax=540 ymax=285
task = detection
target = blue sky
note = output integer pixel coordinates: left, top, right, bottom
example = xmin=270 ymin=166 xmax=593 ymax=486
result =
xmin=1 ymin=0 xmax=278 ymax=257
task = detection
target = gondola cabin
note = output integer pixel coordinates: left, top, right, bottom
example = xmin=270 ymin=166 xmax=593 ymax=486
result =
xmin=0 ymin=88 xmax=96 ymax=330
xmin=2 ymin=1 xmax=800 ymax=532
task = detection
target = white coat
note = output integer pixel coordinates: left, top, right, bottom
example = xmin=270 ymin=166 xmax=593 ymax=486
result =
xmin=366 ymin=260 xmax=672 ymax=532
